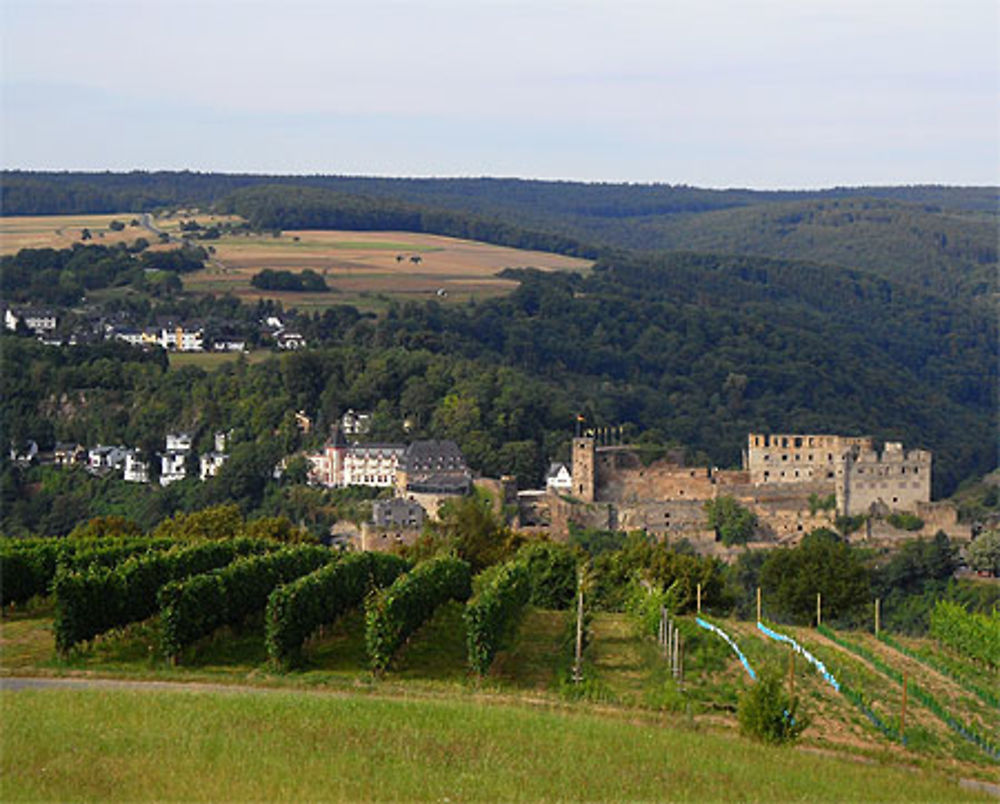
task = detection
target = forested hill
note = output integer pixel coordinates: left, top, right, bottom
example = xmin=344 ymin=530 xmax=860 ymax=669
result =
xmin=3 ymin=171 xmax=995 ymax=303
xmin=363 ymin=252 xmax=995 ymax=496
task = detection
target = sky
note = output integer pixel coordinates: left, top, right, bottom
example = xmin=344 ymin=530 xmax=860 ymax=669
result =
xmin=1 ymin=0 xmax=997 ymax=188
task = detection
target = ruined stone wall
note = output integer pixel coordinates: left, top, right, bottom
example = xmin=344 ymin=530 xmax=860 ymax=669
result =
xmin=617 ymin=499 xmax=709 ymax=536
xmin=745 ymin=433 xmax=871 ymax=485
xmin=839 ymin=443 xmax=931 ymax=516
xmin=360 ymin=523 xmax=421 ymax=552
xmin=595 ymin=450 xmax=715 ymax=503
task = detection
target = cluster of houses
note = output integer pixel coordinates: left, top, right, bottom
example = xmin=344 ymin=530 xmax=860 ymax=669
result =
xmin=3 ymin=307 xmax=307 ymax=352
xmin=30 ymin=431 xmax=232 ymax=486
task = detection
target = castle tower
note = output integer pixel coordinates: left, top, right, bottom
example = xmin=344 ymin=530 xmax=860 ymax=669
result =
xmin=572 ymin=437 xmax=595 ymax=502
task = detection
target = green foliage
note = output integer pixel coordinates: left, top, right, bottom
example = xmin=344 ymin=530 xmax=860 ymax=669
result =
xmin=759 ymin=529 xmax=869 ymax=626
xmin=873 ymin=532 xmax=958 ymax=634
xmin=590 ymin=533 xmax=727 ymax=614
xmin=465 ymin=560 xmax=531 ymax=675
xmin=151 ymin=504 xmax=245 ymax=542
xmin=364 ymin=556 xmax=472 ymax=673
xmin=835 ymin=515 xmax=868 ymax=536
xmin=515 ymin=541 xmax=578 ymax=609
xmin=251 ymin=269 xmax=329 ymax=293
xmin=704 ymin=496 xmax=757 ymax=546
xmin=0 ymin=536 xmax=174 ymax=606
xmin=67 ymin=516 xmax=143 ymax=540
xmin=265 ymin=551 xmax=409 ymax=668
xmin=807 ymin=493 xmax=836 ymax=516
xmin=53 ymin=538 xmax=270 ymax=653
xmin=624 ymin=580 xmax=680 ymax=638
xmin=967 ymin=529 xmax=1000 ymax=576
xmin=930 ymin=600 xmax=1000 ymax=668
xmin=158 ymin=545 xmax=333 ymax=659
xmin=886 ymin=512 xmax=924 ymax=531
xmin=737 ymin=668 xmax=808 ymax=745
xmin=425 ymin=492 xmax=517 ymax=573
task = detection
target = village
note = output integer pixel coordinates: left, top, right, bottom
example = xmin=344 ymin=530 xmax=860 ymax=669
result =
xmin=19 ymin=399 xmax=969 ymax=557
xmin=3 ymin=306 xmax=306 ymax=352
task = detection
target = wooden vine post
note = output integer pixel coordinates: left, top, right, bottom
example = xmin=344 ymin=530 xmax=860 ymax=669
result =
xmin=901 ymin=671 xmax=908 ymax=742
xmin=875 ymin=598 xmax=880 ymax=636
xmin=696 ymin=582 xmax=701 ymax=615
xmin=816 ymin=592 xmax=822 ymax=627
xmin=756 ymin=586 xmax=761 ymax=622
xmin=573 ymin=576 xmax=584 ymax=684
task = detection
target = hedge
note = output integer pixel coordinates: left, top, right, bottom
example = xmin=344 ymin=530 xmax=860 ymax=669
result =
xmin=365 ymin=556 xmax=472 ymax=673
xmin=159 ymin=545 xmax=333 ymax=660
xmin=266 ymin=552 xmax=410 ymax=668
xmin=52 ymin=538 xmax=270 ymax=653
xmin=465 ymin=560 xmax=531 ymax=675
xmin=1 ymin=538 xmax=175 ymax=606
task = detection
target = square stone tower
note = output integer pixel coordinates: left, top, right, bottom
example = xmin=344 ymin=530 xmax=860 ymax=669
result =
xmin=571 ymin=437 xmax=596 ymax=502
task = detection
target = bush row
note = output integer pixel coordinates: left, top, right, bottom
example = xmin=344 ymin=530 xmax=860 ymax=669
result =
xmin=818 ymin=625 xmax=999 ymax=760
xmin=265 ymin=552 xmax=410 ymax=668
xmin=876 ymin=632 xmax=999 ymax=710
xmin=159 ymin=545 xmax=334 ymax=660
xmin=52 ymin=539 xmax=270 ymax=653
xmin=465 ymin=560 xmax=531 ymax=676
xmin=1 ymin=538 xmax=175 ymax=605
xmin=929 ymin=600 xmax=1000 ymax=668
xmin=365 ymin=556 xmax=472 ymax=672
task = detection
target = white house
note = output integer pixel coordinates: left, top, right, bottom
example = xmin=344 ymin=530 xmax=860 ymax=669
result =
xmin=5 ymin=308 xmax=58 ymax=334
xmin=165 ymin=432 xmax=193 ymax=453
xmin=341 ymin=409 xmax=372 ymax=437
xmin=88 ymin=445 xmax=129 ymax=474
xmin=160 ymin=451 xmax=187 ymax=486
xmin=276 ymin=331 xmax=306 ymax=350
xmin=545 ymin=462 xmax=573 ymax=493
xmin=160 ymin=323 xmax=204 ymax=352
xmin=123 ymin=450 xmax=150 ymax=483
xmin=199 ymin=451 xmax=228 ymax=481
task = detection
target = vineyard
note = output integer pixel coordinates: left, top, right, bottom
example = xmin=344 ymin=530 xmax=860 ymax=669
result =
xmin=2 ymin=534 xmax=998 ymax=797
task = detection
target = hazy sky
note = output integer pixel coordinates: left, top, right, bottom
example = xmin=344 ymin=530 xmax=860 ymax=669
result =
xmin=2 ymin=0 xmax=997 ymax=187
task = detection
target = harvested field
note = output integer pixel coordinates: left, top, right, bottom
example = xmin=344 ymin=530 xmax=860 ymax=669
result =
xmin=184 ymin=228 xmax=592 ymax=311
xmin=0 ymin=213 xmax=149 ymax=253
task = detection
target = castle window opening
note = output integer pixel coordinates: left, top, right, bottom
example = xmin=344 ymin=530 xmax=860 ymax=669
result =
xmin=795 ymin=454 xmax=801 ymax=461
xmin=764 ymin=454 xmax=770 ymax=461
xmin=808 ymin=437 xmax=815 ymax=446
xmin=782 ymin=437 xmax=788 ymax=447
xmin=892 ymin=497 xmax=898 ymax=504
xmin=782 ymin=455 xmax=788 ymax=461
xmin=764 ymin=471 xmax=770 ymax=479
xmin=794 ymin=437 xmax=802 ymax=447
xmin=828 ymin=454 xmax=833 ymax=461
xmin=827 ymin=471 xmax=834 ymax=478
xmin=914 ymin=467 xmax=919 ymax=474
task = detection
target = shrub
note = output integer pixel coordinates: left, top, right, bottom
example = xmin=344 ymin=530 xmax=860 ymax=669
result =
xmin=887 ymin=512 xmax=924 ymax=531
xmin=266 ymin=552 xmax=409 ymax=668
xmin=738 ymin=669 xmax=808 ymax=745
xmin=365 ymin=556 xmax=472 ymax=673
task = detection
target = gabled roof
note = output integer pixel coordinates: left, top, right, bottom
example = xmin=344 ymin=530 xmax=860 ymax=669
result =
xmin=545 ymin=462 xmax=570 ymax=479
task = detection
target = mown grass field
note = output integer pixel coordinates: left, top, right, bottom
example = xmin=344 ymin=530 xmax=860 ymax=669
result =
xmin=2 ymin=597 xmax=997 ymax=799
xmin=3 ymin=685 xmax=987 ymax=802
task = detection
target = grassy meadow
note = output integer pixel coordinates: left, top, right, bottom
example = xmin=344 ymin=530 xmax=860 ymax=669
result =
xmin=2 ymin=596 xmax=998 ymax=800
xmin=3 ymin=685 xmax=988 ymax=802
